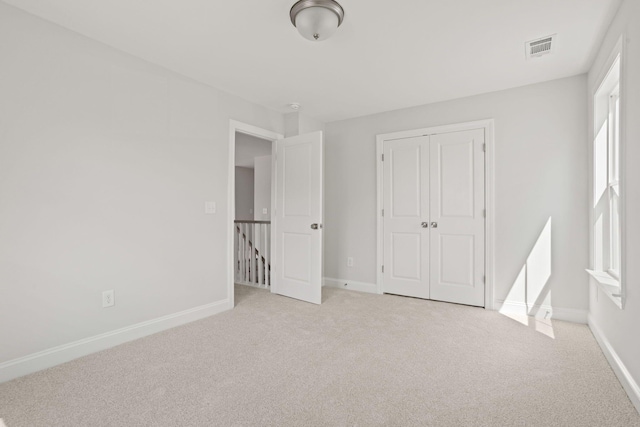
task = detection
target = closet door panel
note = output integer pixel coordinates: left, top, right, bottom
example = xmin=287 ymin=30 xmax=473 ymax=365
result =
xmin=429 ymin=129 xmax=485 ymax=307
xmin=382 ymin=136 xmax=430 ymax=299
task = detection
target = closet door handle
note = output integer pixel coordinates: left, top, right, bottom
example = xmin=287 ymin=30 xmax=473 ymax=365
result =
xmin=431 ymin=222 xmax=438 ymax=228
xmin=421 ymin=222 xmax=429 ymax=228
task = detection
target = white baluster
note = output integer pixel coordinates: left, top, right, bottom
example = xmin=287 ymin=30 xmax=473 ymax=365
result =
xmin=253 ymin=224 xmax=256 ymax=284
xmin=243 ymin=223 xmax=248 ymax=283
xmin=265 ymin=223 xmax=270 ymax=288
xmin=234 ymin=225 xmax=239 ymax=282
xmin=240 ymin=225 xmax=244 ymax=282
xmin=238 ymin=224 xmax=243 ymax=282
xmin=256 ymin=224 xmax=263 ymax=286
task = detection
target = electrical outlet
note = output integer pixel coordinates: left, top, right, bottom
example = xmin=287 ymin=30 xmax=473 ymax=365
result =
xmin=347 ymin=257 xmax=354 ymax=267
xmin=262 ymin=208 xmax=268 ymax=215
xmin=102 ymin=290 xmax=114 ymax=308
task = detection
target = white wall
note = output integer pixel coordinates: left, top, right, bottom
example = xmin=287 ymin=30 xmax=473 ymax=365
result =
xmin=0 ymin=3 xmax=283 ymax=365
xmin=234 ymin=132 xmax=272 ymax=168
xmin=284 ymin=112 xmax=299 ymax=138
xmin=284 ymin=112 xmax=325 ymax=137
xmin=299 ymin=113 xmax=326 ymax=135
xmin=235 ymin=167 xmax=254 ymax=220
xmin=253 ymin=156 xmax=272 ymax=221
xmin=325 ymin=75 xmax=589 ymax=315
xmin=587 ymin=0 xmax=640 ymax=412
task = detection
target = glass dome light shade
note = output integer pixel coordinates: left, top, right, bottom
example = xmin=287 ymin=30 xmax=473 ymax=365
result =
xmin=294 ymin=6 xmax=340 ymax=41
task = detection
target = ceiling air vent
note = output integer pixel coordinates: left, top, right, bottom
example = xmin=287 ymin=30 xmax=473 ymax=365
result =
xmin=525 ymin=34 xmax=556 ymax=59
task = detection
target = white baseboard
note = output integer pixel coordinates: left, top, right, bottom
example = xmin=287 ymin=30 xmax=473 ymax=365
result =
xmin=0 ymin=299 xmax=231 ymax=384
xmin=323 ymin=277 xmax=378 ymax=294
xmin=495 ymin=299 xmax=588 ymax=324
xmin=588 ymin=315 xmax=640 ymax=415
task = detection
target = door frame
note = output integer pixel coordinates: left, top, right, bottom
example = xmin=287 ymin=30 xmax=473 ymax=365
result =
xmin=227 ymin=120 xmax=284 ymax=308
xmin=375 ymin=119 xmax=495 ymax=309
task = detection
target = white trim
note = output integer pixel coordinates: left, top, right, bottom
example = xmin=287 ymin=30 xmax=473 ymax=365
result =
xmin=496 ymin=300 xmax=588 ymax=324
xmin=588 ymin=35 xmax=627 ymax=309
xmin=323 ymin=277 xmax=378 ymax=294
xmin=271 ymin=137 xmax=278 ymax=294
xmin=586 ymin=269 xmax=623 ymax=308
xmin=236 ymin=282 xmax=268 ymax=290
xmin=484 ymin=121 xmax=496 ymax=310
xmin=375 ymin=140 xmax=384 ymax=295
xmin=589 ymin=315 xmax=640 ymax=414
xmin=0 ymin=299 xmax=230 ymax=384
xmin=375 ymin=119 xmax=495 ymax=309
xmin=228 ymin=120 xmax=283 ymax=308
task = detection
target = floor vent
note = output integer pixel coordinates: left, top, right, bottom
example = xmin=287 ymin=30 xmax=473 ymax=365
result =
xmin=525 ymin=34 xmax=556 ymax=59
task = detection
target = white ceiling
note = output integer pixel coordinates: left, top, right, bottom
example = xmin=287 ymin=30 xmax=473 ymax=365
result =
xmin=235 ymin=133 xmax=271 ymax=169
xmin=4 ymin=0 xmax=621 ymax=122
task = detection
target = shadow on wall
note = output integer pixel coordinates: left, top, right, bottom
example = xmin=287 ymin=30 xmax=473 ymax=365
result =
xmin=499 ymin=218 xmax=554 ymax=338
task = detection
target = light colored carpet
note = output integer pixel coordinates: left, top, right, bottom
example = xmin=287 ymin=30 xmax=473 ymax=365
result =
xmin=1 ymin=285 xmax=639 ymax=426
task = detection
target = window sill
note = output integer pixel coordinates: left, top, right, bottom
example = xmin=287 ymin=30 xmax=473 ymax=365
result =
xmin=586 ymin=269 xmax=623 ymax=309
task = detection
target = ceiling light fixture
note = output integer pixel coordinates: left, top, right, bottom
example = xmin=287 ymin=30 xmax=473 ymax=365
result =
xmin=290 ymin=0 xmax=345 ymax=42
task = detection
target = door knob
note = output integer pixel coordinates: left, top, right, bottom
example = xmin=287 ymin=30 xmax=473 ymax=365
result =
xmin=431 ymin=222 xmax=438 ymax=228
xmin=310 ymin=223 xmax=322 ymax=230
xmin=421 ymin=222 xmax=429 ymax=228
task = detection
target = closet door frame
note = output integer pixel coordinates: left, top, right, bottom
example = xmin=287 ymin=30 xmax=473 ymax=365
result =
xmin=375 ymin=119 xmax=495 ymax=310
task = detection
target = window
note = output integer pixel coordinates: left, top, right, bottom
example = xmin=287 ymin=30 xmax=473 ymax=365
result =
xmin=608 ymin=88 xmax=620 ymax=279
xmin=588 ymin=49 xmax=623 ymax=307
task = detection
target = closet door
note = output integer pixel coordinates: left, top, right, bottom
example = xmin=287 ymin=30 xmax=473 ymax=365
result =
xmin=382 ymin=136 xmax=430 ymax=299
xmin=429 ymin=129 xmax=485 ymax=307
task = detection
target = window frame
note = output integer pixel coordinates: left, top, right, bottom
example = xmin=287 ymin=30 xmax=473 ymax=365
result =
xmin=587 ymin=37 xmax=625 ymax=309
xmin=607 ymin=89 xmax=620 ymax=280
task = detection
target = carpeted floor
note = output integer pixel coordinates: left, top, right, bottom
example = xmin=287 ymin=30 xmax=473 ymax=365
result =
xmin=1 ymin=285 xmax=639 ymax=426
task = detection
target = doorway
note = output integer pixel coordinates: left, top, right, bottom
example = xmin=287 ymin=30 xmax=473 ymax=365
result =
xmin=376 ymin=120 xmax=495 ymax=308
xmin=227 ymin=121 xmax=325 ymax=307
xmin=227 ymin=121 xmax=282 ymax=309
xmin=234 ymin=131 xmax=274 ymax=290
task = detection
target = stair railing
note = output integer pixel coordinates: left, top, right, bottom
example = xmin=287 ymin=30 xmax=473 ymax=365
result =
xmin=234 ymin=220 xmax=271 ymax=288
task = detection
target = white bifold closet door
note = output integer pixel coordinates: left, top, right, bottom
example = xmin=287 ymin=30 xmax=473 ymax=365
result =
xmin=382 ymin=135 xmax=431 ymax=299
xmin=383 ymin=129 xmax=485 ymax=307
xmin=429 ymin=129 xmax=485 ymax=306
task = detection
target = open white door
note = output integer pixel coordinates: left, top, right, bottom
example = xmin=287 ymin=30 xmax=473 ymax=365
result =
xmin=273 ymin=131 xmax=323 ymax=304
